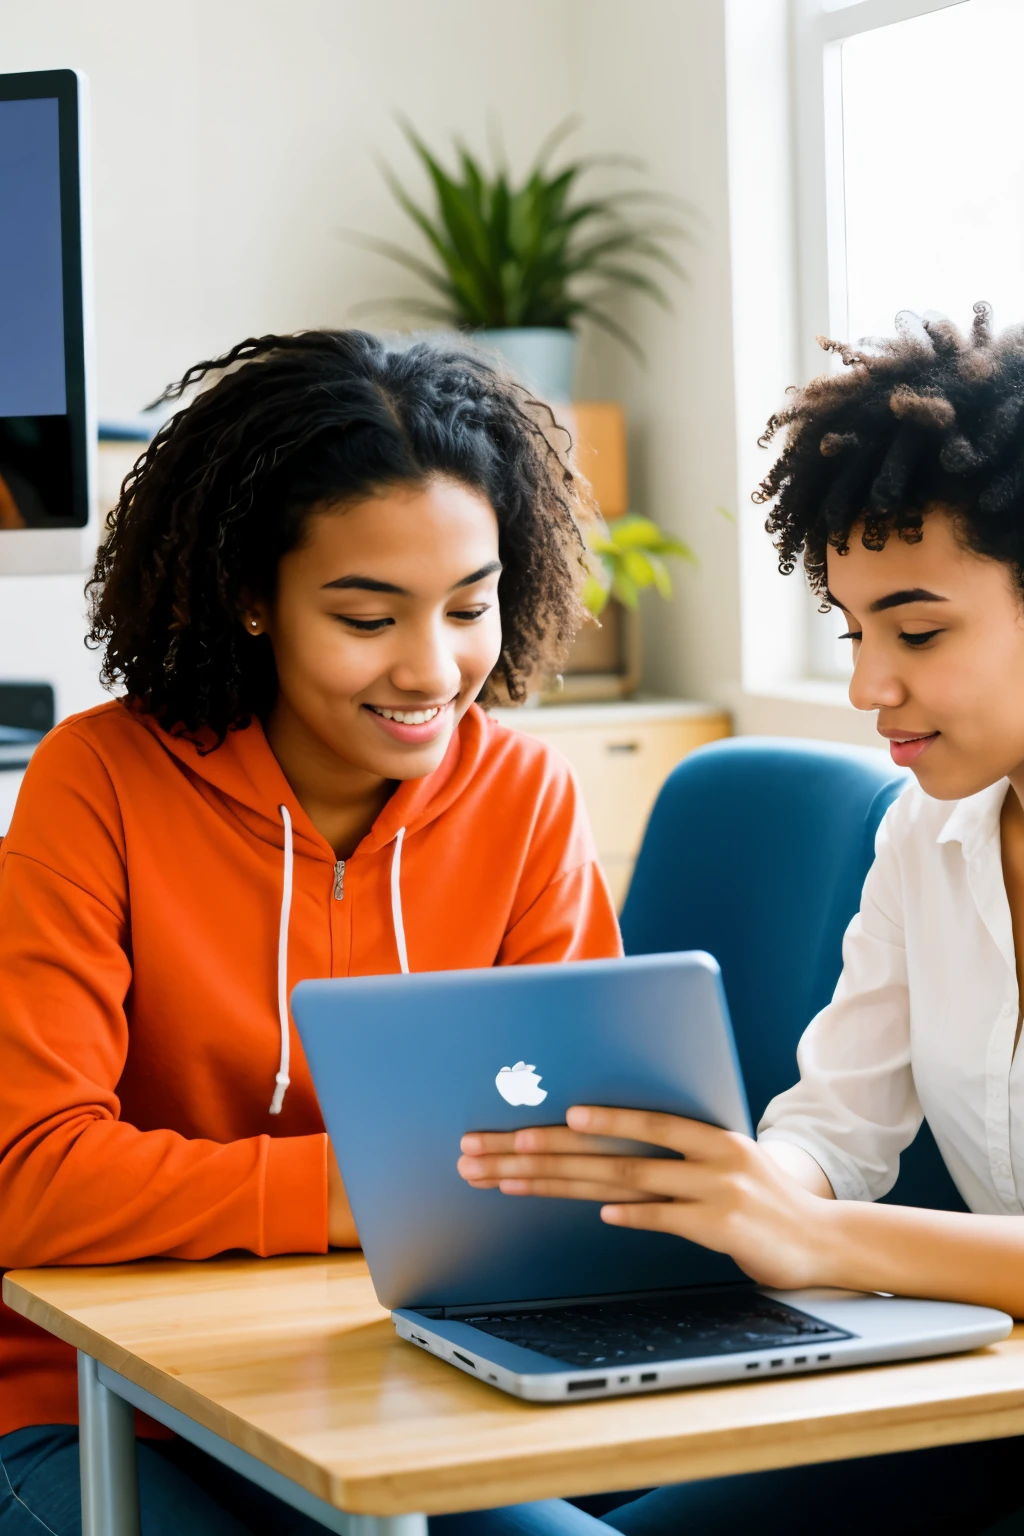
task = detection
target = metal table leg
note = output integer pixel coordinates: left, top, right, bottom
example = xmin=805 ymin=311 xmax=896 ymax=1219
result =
xmin=81 ymin=1354 xmax=429 ymax=1536
xmin=78 ymin=1352 xmax=141 ymax=1536
xmin=347 ymin=1521 xmax=430 ymax=1536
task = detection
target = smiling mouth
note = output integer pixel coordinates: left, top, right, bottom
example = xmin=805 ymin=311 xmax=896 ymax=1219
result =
xmin=367 ymin=704 xmax=442 ymax=725
xmin=881 ymin=729 xmax=940 ymax=766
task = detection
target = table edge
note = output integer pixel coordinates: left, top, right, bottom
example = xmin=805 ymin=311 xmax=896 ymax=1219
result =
xmin=8 ymin=1271 xmax=1024 ymax=1516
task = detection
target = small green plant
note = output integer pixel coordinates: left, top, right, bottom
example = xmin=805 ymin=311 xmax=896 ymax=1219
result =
xmin=582 ymin=515 xmax=696 ymax=615
xmin=353 ymin=119 xmax=693 ymax=358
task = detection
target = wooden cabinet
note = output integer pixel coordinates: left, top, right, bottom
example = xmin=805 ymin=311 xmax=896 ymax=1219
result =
xmin=493 ymin=699 xmax=731 ymax=909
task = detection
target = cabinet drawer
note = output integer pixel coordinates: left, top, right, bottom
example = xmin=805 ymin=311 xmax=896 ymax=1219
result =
xmin=513 ymin=712 xmax=730 ymax=861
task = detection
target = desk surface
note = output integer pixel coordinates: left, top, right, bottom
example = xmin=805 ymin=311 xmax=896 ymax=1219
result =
xmin=7 ymin=1256 xmax=1024 ymax=1517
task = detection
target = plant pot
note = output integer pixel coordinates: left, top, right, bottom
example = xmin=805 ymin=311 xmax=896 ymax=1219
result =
xmin=474 ymin=327 xmax=577 ymax=404
xmin=542 ymin=598 xmax=642 ymax=703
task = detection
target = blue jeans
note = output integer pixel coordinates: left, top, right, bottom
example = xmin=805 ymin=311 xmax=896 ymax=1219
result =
xmin=3 ymin=1424 xmax=1023 ymax=1535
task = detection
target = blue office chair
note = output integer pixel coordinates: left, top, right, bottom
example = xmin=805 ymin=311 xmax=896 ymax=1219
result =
xmin=619 ymin=736 xmax=965 ymax=1212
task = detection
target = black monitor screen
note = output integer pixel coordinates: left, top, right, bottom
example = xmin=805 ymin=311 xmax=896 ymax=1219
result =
xmin=0 ymin=73 xmax=88 ymax=530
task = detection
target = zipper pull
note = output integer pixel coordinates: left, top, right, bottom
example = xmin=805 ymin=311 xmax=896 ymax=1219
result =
xmin=334 ymin=860 xmax=346 ymax=901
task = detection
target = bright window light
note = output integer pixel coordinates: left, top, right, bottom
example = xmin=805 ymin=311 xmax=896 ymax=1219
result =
xmin=806 ymin=0 xmax=1020 ymax=681
xmin=842 ymin=0 xmax=1024 ymax=342
xmin=807 ymin=596 xmax=855 ymax=682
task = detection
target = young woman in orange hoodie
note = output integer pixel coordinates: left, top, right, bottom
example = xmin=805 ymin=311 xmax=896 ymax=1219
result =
xmin=0 ymin=331 xmax=621 ymax=1534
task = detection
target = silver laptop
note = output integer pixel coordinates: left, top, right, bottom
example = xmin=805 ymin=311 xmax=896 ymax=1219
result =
xmin=291 ymin=953 xmax=1011 ymax=1402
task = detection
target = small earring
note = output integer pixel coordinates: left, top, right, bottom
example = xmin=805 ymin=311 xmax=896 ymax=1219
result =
xmin=249 ymin=619 xmax=259 ymax=631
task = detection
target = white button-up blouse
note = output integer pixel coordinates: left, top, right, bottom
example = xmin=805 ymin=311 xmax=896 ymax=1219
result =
xmin=758 ymin=778 xmax=1024 ymax=1214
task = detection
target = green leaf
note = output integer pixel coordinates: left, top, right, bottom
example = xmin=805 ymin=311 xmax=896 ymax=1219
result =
xmin=604 ymin=516 xmax=696 ymax=563
xmin=581 ymin=573 xmax=610 ymax=614
xmin=531 ymin=116 xmax=582 ymax=172
xmin=378 ymin=164 xmax=452 ymax=265
xmin=611 ymin=570 xmax=639 ymax=609
xmin=647 ymin=553 xmax=673 ymax=600
xmin=353 ymin=117 xmax=696 ymax=353
xmin=658 ymin=535 xmax=698 ymax=563
xmin=587 ymin=264 xmax=674 ymax=310
xmin=573 ymin=304 xmax=646 ymax=363
xmin=339 ymin=230 xmax=457 ymax=299
xmin=621 ymin=549 xmax=658 ymax=589
xmin=398 ymin=126 xmax=498 ymax=317
xmin=616 ymin=237 xmax=691 ymax=284
xmin=606 ymin=516 xmax=666 ymax=549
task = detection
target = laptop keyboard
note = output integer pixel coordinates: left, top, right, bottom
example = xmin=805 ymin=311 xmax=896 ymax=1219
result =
xmin=458 ymin=1290 xmax=852 ymax=1369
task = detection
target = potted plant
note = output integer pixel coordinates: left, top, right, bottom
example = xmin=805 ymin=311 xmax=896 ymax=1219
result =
xmin=539 ymin=514 xmax=694 ymax=702
xmin=582 ymin=514 xmax=696 ymax=616
xmin=353 ymin=120 xmax=693 ymax=401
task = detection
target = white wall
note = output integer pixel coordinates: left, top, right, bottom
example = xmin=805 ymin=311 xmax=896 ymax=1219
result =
xmin=5 ymin=0 xmax=581 ymax=417
xmin=572 ymin=0 xmax=877 ymax=747
xmin=0 ymin=0 xmax=878 ymax=772
xmin=0 ymin=0 xmax=580 ymax=738
xmin=572 ymin=0 xmax=742 ymax=710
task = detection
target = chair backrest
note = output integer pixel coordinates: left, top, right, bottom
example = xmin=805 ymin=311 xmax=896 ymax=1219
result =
xmin=619 ymin=736 xmax=965 ymax=1212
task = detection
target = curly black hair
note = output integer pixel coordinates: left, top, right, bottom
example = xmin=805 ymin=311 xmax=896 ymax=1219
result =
xmin=87 ymin=330 xmax=591 ymax=742
xmin=756 ymin=303 xmax=1024 ymax=597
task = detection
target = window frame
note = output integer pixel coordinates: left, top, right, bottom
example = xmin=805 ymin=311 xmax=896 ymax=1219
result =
xmin=792 ymin=0 xmax=968 ymax=381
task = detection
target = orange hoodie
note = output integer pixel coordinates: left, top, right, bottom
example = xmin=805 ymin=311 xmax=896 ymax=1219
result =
xmin=0 ymin=700 xmax=620 ymax=1435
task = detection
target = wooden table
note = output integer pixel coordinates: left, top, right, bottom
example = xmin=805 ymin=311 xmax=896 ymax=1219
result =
xmin=7 ymin=1255 xmax=1024 ymax=1536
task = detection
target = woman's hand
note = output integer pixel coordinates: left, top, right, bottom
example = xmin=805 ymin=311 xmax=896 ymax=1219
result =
xmin=458 ymin=1105 xmax=842 ymax=1292
xmin=460 ymin=1107 xmax=1024 ymax=1316
xmin=327 ymin=1142 xmax=359 ymax=1248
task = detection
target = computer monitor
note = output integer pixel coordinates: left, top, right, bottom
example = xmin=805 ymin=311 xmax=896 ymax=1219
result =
xmin=0 ymin=69 xmax=95 ymax=574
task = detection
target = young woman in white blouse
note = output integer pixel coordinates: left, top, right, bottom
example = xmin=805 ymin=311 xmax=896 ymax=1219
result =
xmin=453 ymin=306 xmax=1024 ymax=1536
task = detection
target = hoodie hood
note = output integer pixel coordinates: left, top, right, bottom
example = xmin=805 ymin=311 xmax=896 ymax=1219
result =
xmin=135 ymin=701 xmax=490 ymax=861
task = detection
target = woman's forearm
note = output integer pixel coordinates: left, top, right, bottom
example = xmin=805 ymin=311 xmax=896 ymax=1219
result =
xmin=760 ymin=1142 xmax=1024 ymax=1313
xmin=818 ymin=1198 xmax=1024 ymax=1316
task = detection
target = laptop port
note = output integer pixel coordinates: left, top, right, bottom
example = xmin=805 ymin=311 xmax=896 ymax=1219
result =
xmin=452 ymin=1351 xmax=476 ymax=1369
xmin=745 ymin=1362 xmax=760 ymax=1370
xmin=770 ymin=1359 xmax=784 ymax=1367
xmin=567 ymin=1378 xmax=607 ymax=1392
xmin=793 ymin=1356 xmax=807 ymax=1365
xmin=639 ymin=1372 xmax=658 ymax=1384
xmin=817 ymin=1354 xmax=832 ymax=1362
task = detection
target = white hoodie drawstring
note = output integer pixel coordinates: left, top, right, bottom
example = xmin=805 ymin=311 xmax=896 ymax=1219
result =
xmin=269 ymin=812 xmax=408 ymax=1114
xmin=269 ymin=804 xmax=294 ymax=1115
xmin=391 ymin=826 xmax=409 ymax=974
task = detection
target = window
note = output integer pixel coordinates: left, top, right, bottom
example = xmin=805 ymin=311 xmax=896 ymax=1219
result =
xmin=798 ymin=0 xmax=1024 ymax=357
xmin=806 ymin=593 xmax=856 ymax=681
xmin=843 ymin=0 xmax=1024 ymax=343
xmin=792 ymin=0 xmax=1023 ymax=680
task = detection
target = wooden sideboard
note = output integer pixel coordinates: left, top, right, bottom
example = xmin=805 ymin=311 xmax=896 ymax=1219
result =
xmin=493 ymin=699 xmax=731 ymax=909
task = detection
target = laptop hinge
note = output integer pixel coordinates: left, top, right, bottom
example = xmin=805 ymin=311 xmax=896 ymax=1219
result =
xmin=437 ymin=1280 xmax=756 ymax=1319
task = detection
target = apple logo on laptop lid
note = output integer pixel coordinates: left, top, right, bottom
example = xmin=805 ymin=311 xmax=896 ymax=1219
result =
xmin=495 ymin=1062 xmax=547 ymax=1107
